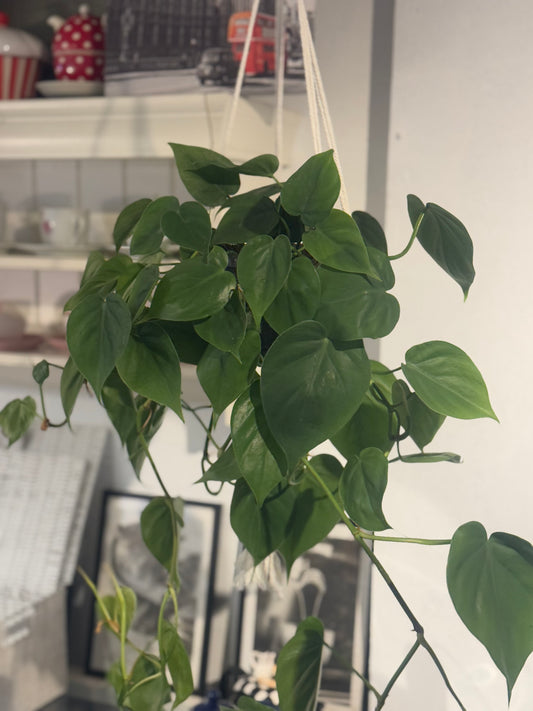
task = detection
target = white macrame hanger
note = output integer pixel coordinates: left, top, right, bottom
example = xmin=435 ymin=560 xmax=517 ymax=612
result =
xmin=222 ymin=0 xmax=350 ymax=213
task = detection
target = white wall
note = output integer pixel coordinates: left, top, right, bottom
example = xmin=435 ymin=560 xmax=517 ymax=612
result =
xmin=370 ymin=2 xmax=533 ymax=709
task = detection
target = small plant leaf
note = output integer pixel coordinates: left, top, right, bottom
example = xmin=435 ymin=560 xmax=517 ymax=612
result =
xmin=60 ymin=357 xmax=85 ymax=424
xmin=340 ymin=447 xmax=390 ymax=531
xmin=140 ymin=496 xmax=183 ymax=579
xmin=122 ymin=264 xmax=159 ymax=321
xmin=447 ymin=522 xmax=533 ymax=698
xmin=400 ymin=452 xmax=461 ymax=463
xmin=280 ymin=150 xmax=340 ymax=226
xmin=197 ymin=330 xmax=261 ymax=415
xmin=303 ymin=209 xmax=372 ymax=274
xmin=113 ymin=197 xmax=152 ymax=250
xmin=0 ymin=397 xmax=36 ymax=445
xmin=116 ymin=321 xmax=183 ymax=419
xmin=130 ymin=195 xmax=180 ymax=255
xmin=314 ymin=268 xmax=400 ymax=341
xmin=408 ymin=195 xmax=475 ymax=298
xmin=237 ymin=234 xmax=292 ymax=327
xmin=161 ymin=201 xmax=212 ymax=254
xmin=231 ymin=381 xmax=286 ymax=506
xmin=405 ymin=392 xmax=446 ymax=450
xmin=352 ymin=210 xmax=388 ymax=253
xmin=124 ymin=655 xmax=171 ymax=710
xmin=331 ymin=394 xmax=393 ymax=459
xmin=32 ymin=359 xmax=49 ymax=385
xmin=196 ymin=444 xmax=242 ymax=484
xmin=150 ymin=258 xmax=235 ymax=321
xmin=170 ymin=143 xmax=240 ymax=205
xmin=214 ymin=194 xmax=280 ymax=245
xmin=64 ymin=254 xmax=142 ymax=313
xmin=276 ymin=616 xmax=324 ymax=711
xmin=159 ymin=619 xmax=194 ymax=707
xmin=402 ymin=340 xmax=498 ymax=420
xmin=265 ymin=255 xmax=321 ymax=334
xmin=67 ymin=293 xmax=131 ymax=400
xmin=238 ymin=154 xmax=279 ymax=176
xmin=194 ymin=290 xmax=247 ymax=358
xmin=261 ymin=320 xmax=371 ymax=466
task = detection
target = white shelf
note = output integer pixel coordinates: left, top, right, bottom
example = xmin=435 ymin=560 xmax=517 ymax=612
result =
xmin=0 ymin=251 xmax=89 ymax=271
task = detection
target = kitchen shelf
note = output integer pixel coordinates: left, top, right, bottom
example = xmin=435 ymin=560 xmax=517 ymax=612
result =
xmin=0 ymin=250 xmax=91 ymax=271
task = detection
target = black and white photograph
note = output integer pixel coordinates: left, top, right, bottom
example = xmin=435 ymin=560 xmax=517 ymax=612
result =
xmin=87 ymin=491 xmax=220 ymax=693
xmin=238 ymin=525 xmax=371 ymax=708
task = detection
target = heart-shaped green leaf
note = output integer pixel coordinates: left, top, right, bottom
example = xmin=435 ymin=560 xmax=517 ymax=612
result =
xmin=340 ymin=447 xmax=390 ymax=531
xmin=231 ymin=381 xmax=286 ymax=506
xmin=276 ymin=616 xmax=324 ymax=711
xmin=158 ymin=619 xmax=194 ymax=707
xmin=67 ymin=293 xmax=131 ymax=399
xmin=116 ymin=321 xmax=183 ymax=419
xmin=140 ymin=496 xmax=183 ymax=578
xmin=238 ymin=154 xmax=279 ymax=176
xmin=303 ymin=209 xmax=372 ymax=274
xmin=230 ymin=479 xmax=297 ymax=564
xmin=447 ymin=522 xmax=533 ymax=698
xmin=101 ymin=369 xmax=137 ymax=447
xmin=161 ymin=201 xmax=212 ymax=254
xmin=331 ymin=395 xmax=393 ymax=459
xmin=197 ymin=330 xmax=261 ymax=415
xmin=279 ymin=454 xmax=342 ymax=572
xmin=130 ymin=195 xmax=180 ymax=255
xmin=0 ymin=396 xmax=36 ymax=445
xmin=281 ymin=150 xmax=340 ymax=226
xmin=261 ymin=320 xmax=371 ymax=465
xmin=125 ymin=655 xmax=171 ymax=710
xmin=214 ymin=194 xmax=280 ymax=245
xmin=64 ymin=254 xmax=142 ymax=312
xmin=352 ymin=210 xmax=388 ymax=253
xmin=122 ymin=264 xmax=160 ymax=321
xmin=170 ymin=143 xmax=240 ymax=206
xmin=408 ymin=195 xmax=475 ymax=298
xmin=149 ymin=259 xmax=235 ymax=321
xmin=194 ymin=290 xmax=246 ymax=358
xmin=60 ymin=357 xmax=85 ymax=424
xmin=405 ymin=392 xmax=446 ymax=450
xmin=113 ymin=198 xmax=152 ymax=250
xmin=265 ymin=255 xmax=321 ymax=334
xmin=402 ymin=341 xmax=497 ymax=420
xmin=314 ymin=268 xmax=400 ymax=340
xmin=237 ymin=234 xmax=292 ymax=327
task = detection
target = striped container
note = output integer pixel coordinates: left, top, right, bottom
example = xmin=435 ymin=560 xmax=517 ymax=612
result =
xmin=0 ymin=13 xmax=47 ymax=100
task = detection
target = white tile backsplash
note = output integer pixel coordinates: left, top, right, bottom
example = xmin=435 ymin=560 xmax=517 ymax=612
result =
xmin=124 ymin=158 xmax=175 ymax=202
xmin=34 ymin=161 xmax=78 ymax=209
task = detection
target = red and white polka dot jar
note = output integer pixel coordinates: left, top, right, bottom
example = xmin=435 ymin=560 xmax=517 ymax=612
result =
xmin=47 ymin=3 xmax=105 ymax=82
xmin=0 ymin=13 xmax=47 ymax=99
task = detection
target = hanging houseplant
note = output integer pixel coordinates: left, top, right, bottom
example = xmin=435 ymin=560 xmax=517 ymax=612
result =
xmin=2 ymin=143 xmax=533 ymax=711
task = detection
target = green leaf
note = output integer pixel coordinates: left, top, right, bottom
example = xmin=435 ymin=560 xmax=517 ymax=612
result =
xmin=352 ymin=210 xmax=388 ymax=253
xmin=159 ymin=619 xmax=194 ymax=707
xmin=447 ymin=522 xmax=533 ymax=697
xmin=407 ymin=193 xmax=425 ymax=226
xmin=230 ymin=479 xmax=297 ymax=564
xmin=314 ymin=268 xmax=400 ymax=340
xmin=0 ymin=397 xmax=36 ymax=445
xmin=32 ymin=359 xmax=49 ymax=385
xmin=116 ymin=321 xmax=183 ymax=419
xmin=196 ymin=445 xmax=242 ymax=484
xmin=280 ymin=150 xmax=340 ymax=226
xmin=126 ymin=399 xmax=165 ymax=477
xmin=261 ymin=321 xmax=371 ymax=466
xmin=101 ymin=369 xmax=137 ymax=446
xmin=64 ymin=255 xmax=142 ymax=312
xmin=140 ymin=496 xmax=182 ymax=577
xmin=113 ymin=198 xmax=152 ymax=250
xmin=67 ymin=293 xmax=132 ymax=400
xmin=214 ymin=194 xmax=280 ymax=245
xmin=193 ymin=291 xmax=246 ymax=358
xmin=331 ymin=395 xmax=393 ymax=459
xmin=80 ymin=250 xmax=106 ymax=286
xmin=264 ymin=255 xmax=321 ymax=334
xmin=160 ymin=320 xmax=208 ymax=365
xmin=161 ymin=201 xmax=212 ymax=254
xmin=405 ymin=392 xmax=446 ymax=450
xmin=237 ymin=697 xmax=269 ymax=710
xmin=340 ymin=447 xmax=390 ymax=531
xmin=402 ymin=340 xmax=497 ymax=420
xmin=123 ymin=264 xmax=160 ymax=321
xmin=400 ymin=452 xmax=461 ymax=463
xmin=130 ymin=196 xmax=180 ymax=255
xmin=170 ymin=143 xmax=240 ymax=206
xmin=124 ymin=655 xmax=171 ymax=711
xmin=367 ymin=246 xmax=395 ymax=290
xmin=303 ymin=209 xmax=372 ymax=274
xmin=238 ymin=154 xmax=279 ymax=176
xmin=237 ymin=235 xmax=292 ymax=327
xmin=197 ymin=330 xmax=261 ymax=416
xmin=60 ymin=357 xmax=85 ymax=424
xmin=149 ymin=259 xmax=235 ymax=321
xmin=409 ymin=195 xmax=475 ymax=298
xmin=231 ymin=381 xmax=286 ymax=506
xmin=279 ymin=454 xmax=342 ymax=572
xmin=276 ymin=617 xmax=324 ymax=711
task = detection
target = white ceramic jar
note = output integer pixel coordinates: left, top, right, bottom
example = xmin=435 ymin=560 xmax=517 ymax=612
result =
xmin=0 ymin=12 xmax=47 ymax=99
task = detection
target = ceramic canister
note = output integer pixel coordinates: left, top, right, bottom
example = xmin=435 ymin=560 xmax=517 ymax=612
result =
xmin=49 ymin=4 xmax=105 ymax=81
xmin=0 ymin=12 xmax=47 ymax=99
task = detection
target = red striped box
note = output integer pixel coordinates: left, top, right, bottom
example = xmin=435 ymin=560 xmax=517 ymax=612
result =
xmin=0 ymin=55 xmax=40 ymax=99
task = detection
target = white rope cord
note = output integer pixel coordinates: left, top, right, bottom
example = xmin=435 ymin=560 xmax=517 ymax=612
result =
xmin=297 ymin=0 xmax=350 ymax=212
xmin=297 ymin=0 xmax=321 ymax=155
xmin=222 ymin=0 xmax=261 ymax=154
xmin=274 ymin=0 xmax=286 ymax=159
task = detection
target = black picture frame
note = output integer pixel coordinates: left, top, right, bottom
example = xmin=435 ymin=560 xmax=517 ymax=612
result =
xmin=238 ymin=524 xmax=371 ymax=709
xmin=86 ymin=491 xmax=220 ymax=695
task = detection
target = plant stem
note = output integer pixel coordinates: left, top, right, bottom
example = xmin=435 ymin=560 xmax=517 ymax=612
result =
xmin=358 ymin=532 xmax=452 ymax=546
xmin=138 ymin=430 xmax=171 ymax=499
xmin=389 ymin=211 xmax=424 ymax=260
xmin=323 ymin=640 xmax=381 ymax=702
xmin=182 ymin=401 xmax=222 ymax=451
xmin=418 ymin=637 xmax=468 ymax=711
xmin=375 ymin=638 xmax=421 ymax=710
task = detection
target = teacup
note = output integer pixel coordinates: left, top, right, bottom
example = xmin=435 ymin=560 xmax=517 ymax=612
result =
xmin=39 ymin=207 xmax=88 ymax=247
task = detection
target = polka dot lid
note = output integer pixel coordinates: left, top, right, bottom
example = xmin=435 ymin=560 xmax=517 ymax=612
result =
xmin=48 ymin=4 xmax=105 ymax=81
xmin=51 ymin=4 xmax=104 ymax=52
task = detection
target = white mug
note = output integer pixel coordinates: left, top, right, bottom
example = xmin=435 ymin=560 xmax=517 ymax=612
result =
xmin=39 ymin=207 xmax=88 ymax=247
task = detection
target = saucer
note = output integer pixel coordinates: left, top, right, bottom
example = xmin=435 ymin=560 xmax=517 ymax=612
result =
xmin=36 ymin=80 xmax=104 ymax=98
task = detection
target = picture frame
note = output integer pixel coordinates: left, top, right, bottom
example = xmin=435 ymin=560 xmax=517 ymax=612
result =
xmin=238 ymin=524 xmax=371 ymax=709
xmin=87 ymin=491 xmax=220 ymax=694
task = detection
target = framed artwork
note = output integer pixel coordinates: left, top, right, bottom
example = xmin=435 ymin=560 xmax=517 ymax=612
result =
xmin=238 ymin=525 xmax=371 ymax=709
xmin=87 ymin=491 xmax=220 ymax=694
